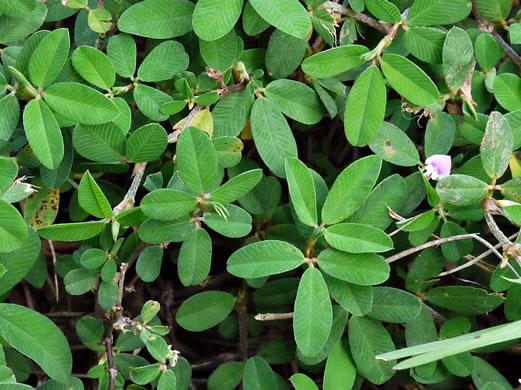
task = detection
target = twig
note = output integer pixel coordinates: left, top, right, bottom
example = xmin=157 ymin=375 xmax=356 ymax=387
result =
xmin=439 ymin=232 xmax=519 ymax=276
xmin=48 ymin=240 xmax=59 ymax=302
xmin=323 ymin=1 xmax=391 ymax=33
xmin=255 ymin=312 xmax=294 ymax=321
xmin=104 ymin=336 xmax=117 ymax=390
xmin=115 ymin=263 xmax=128 ymax=318
xmin=385 ymin=234 xmax=503 ymax=264
xmin=113 ymin=163 xmax=147 ymax=216
xmin=237 ymin=290 xmax=249 ymax=362
xmin=190 ymin=353 xmax=241 ymax=371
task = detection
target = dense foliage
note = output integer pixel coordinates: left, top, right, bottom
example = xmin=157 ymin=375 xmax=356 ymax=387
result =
xmin=2 ymin=0 xmax=521 ymax=388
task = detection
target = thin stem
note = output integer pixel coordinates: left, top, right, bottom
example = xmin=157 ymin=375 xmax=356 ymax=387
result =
xmin=385 ymin=234 xmax=503 ymax=264
xmin=48 ymin=240 xmax=59 ymax=302
xmin=323 ymin=1 xmax=390 ymax=33
xmin=255 ymin=312 xmax=294 ymax=321
xmin=116 ymin=262 xmax=128 ymax=318
xmin=237 ymin=290 xmax=249 ymax=362
xmin=104 ymin=335 xmax=117 ymax=390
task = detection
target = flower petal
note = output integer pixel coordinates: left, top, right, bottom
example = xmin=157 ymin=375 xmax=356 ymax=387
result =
xmin=425 ymin=154 xmax=451 ymax=179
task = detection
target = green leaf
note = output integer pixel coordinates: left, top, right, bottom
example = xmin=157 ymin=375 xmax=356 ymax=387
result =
xmin=294 ymin=268 xmax=332 ymax=357
xmin=73 ymin=122 xmax=126 ymax=162
xmin=323 ymin=340 xmax=356 ymax=390
xmin=248 ymin=0 xmax=310 ymax=38
xmin=87 ymin=7 xmax=112 ymax=33
xmin=481 ymin=111 xmax=513 ymax=179
xmin=367 ymin=287 xmax=421 ymax=323
xmin=0 ymin=158 xmax=17 ymax=191
xmin=285 ymin=158 xmax=317 ymax=227
xmin=107 ymin=33 xmax=136 ymax=78
xmin=193 ymin=0 xmax=243 ymax=41
xmin=78 ymin=171 xmax=113 ymax=219
xmin=177 ymin=126 xmax=218 ymax=194
xmin=365 ymin=0 xmax=401 ymax=23
xmin=76 ymin=316 xmax=104 ymax=352
xmin=138 ymin=40 xmax=188 ymax=82
xmin=0 ymin=0 xmax=37 ymax=17
xmin=265 ymin=80 xmax=324 ymax=125
xmin=0 ymin=3 xmax=47 ymax=44
xmin=28 ymin=28 xmax=69 ymax=88
xmin=348 ymin=316 xmax=395 ymax=385
xmin=0 ymin=228 xmax=40 ymax=296
xmin=80 ymin=248 xmax=106 ymax=270
xmin=442 ymin=27 xmax=474 ymax=92
xmin=210 ymin=169 xmax=262 ymax=204
xmin=381 ymin=53 xmax=439 ymax=106
xmin=424 ymin=112 xmax=456 ymax=157
xmin=325 ymin=275 xmax=373 ymax=316
xmin=130 ymin=364 xmax=161 ymax=385
xmin=158 ymin=370 xmax=176 ymax=390
xmin=475 ymin=33 xmax=504 ymax=71
xmin=227 ymin=240 xmax=305 ymax=278
xmin=126 ymin=123 xmax=167 ymax=163
xmin=136 ymin=245 xmax=163 ymax=283
xmin=40 ymin=132 xmax=73 ymax=189
xmin=266 ymin=29 xmax=307 ymax=79
xmin=138 ymin=217 xmax=194 ymax=244
xmin=318 ymin=249 xmax=390 ymax=285
xmin=37 ymin=221 xmax=106 ymax=241
xmin=204 ymin=204 xmax=252 ymax=238
xmin=0 ymin=199 xmax=28 ymax=253
xmin=407 ymin=0 xmax=472 ymax=26
xmin=212 ymin=136 xmax=242 ymax=167
xmin=426 ymin=286 xmax=505 ymax=315
xmin=243 ymin=1 xmax=269 ymax=36
xmin=23 ymin=99 xmax=64 ymax=169
xmin=369 ymin=122 xmax=420 ymax=166
xmin=436 ymin=174 xmax=488 ymax=206
xmin=474 ymin=0 xmax=512 ymax=22
xmin=0 ymin=303 xmax=72 ymax=383
xmin=344 ymin=65 xmax=386 ymax=147
xmin=250 ymin=98 xmax=297 ymax=178
xmin=213 ymin=88 xmax=254 ymax=137
xmin=405 ymin=247 xmax=444 ymax=293
xmin=324 ymin=223 xmax=393 ymax=253
xmin=473 ymin=357 xmax=514 ymax=389
xmin=199 ymin=29 xmax=238 ymax=71
xmin=0 ymin=95 xmax=20 ymax=142
xmin=348 ymin=174 xmax=406 ymax=230
xmin=493 ymin=73 xmax=521 ymax=112
xmin=118 ymin=0 xmax=195 ymax=39
xmin=141 ymin=189 xmax=197 ymax=221
xmin=441 ymin=221 xmax=473 ymax=261
xmin=403 ymin=27 xmax=445 ymax=64
xmin=242 ymin=357 xmax=277 ymax=390
xmin=321 ymin=155 xmax=381 ymax=225
xmin=178 ymin=228 xmax=212 ymax=286
xmin=208 ymin=362 xmax=244 ymax=390
xmin=176 ymin=291 xmax=236 ymax=331
xmin=297 ymin=304 xmax=348 ymax=365
xmin=71 ymin=46 xmax=115 ymax=90
xmin=302 ymin=45 xmax=369 ymax=79
xmin=290 ymin=373 xmax=318 ymax=390
xmin=44 ymin=82 xmax=119 ymax=125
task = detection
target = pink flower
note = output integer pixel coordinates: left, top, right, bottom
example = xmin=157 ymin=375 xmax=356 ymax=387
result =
xmin=424 ymin=154 xmax=451 ymax=180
